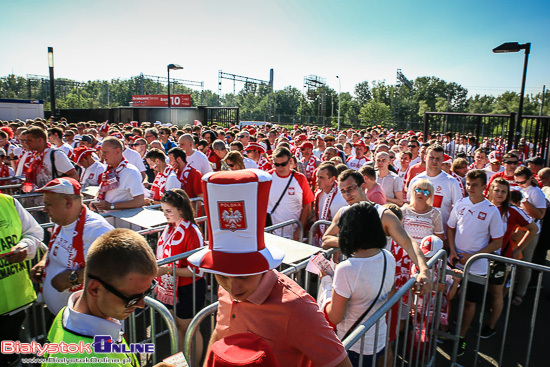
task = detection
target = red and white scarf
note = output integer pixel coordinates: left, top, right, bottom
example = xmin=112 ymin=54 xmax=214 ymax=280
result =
xmin=155 ymin=219 xmax=190 ymax=305
xmin=176 ymin=163 xmax=192 ymax=190
xmin=151 ymin=165 xmax=174 ymax=201
xmin=303 ymin=155 xmax=319 ymax=181
xmin=24 ymin=147 xmax=50 ymax=192
xmin=257 ymin=155 xmax=271 ymax=172
xmin=314 ymin=182 xmax=338 ymax=245
xmin=449 ymin=171 xmax=466 ymax=197
xmin=97 ymin=159 xmax=128 ymax=200
xmin=44 ymin=206 xmax=87 ymax=292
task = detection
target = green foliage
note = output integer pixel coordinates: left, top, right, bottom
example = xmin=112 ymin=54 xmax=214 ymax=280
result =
xmin=1 ymin=74 xmax=549 ymax=128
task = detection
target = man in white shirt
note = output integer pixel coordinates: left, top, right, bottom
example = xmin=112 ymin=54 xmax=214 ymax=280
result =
xmin=346 ymin=140 xmax=370 ymax=170
xmin=408 ymin=144 xmax=463 ymax=235
xmin=447 ymin=169 xmax=503 ymax=348
xmin=123 ymin=141 xmax=147 ymax=180
xmin=29 ymin=178 xmax=113 ymax=315
xmin=178 ymin=133 xmax=213 ymax=175
xmin=47 ymin=127 xmax=73 ymax=157
xmin=313 ymin=162 xmax=347 ymax=246
xmin=268 ymin=147 xmax=314 ymax=241
xmin=484 ymin=151 xmax=504 ymax=179
xmin=71 ymin=146 xmax=105 ymax=187
xmin=90 ymin=137 xmax=144 ymax=212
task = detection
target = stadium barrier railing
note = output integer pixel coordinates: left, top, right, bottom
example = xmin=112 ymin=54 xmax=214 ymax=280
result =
xmin=450 ymin=253 xmax=550 ymax=367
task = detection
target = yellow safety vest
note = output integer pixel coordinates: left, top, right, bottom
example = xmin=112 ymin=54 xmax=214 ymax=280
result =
xmin=43 ymin=307 xmax=140 ymax=367
xmin=0 ymin=194 xmax=36 ymax=315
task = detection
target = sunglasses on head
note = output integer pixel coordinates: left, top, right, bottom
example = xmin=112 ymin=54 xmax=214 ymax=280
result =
xmin=87 ymin=273 xmax=157 ymax=308
xmin=273 ymin=160 xmax=289 ymax=167
xmin=414 ymin=188 xmax=431 ymax=196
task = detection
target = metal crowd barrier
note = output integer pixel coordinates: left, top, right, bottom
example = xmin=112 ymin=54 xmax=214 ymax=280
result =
xmin=265 ymin=218 xmax=304 ymax=240
xmin=451 ymin=253 xmax=550 ymax=367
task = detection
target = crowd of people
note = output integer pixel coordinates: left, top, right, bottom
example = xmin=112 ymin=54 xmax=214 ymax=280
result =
xmin=0 ymin=116 xmax=549 ymax=366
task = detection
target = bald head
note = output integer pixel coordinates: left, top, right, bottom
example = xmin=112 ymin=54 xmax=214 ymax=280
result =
xmin=101 ymin=136 xmax=123 ymax=150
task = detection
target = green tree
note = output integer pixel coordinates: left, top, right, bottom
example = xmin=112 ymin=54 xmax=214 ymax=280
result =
xmin=359 ymin=101 xmax=392 ymax=123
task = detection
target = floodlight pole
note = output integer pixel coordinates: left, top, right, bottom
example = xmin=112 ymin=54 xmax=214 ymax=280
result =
xmin=48 ymin=47 xmax=56 ymax=119
xmin=167 ymin=64 xmax=183 ymax=110
xmin=516 ymin=43 xmax=530 ymax=148
xmin=336 ymin=76 xmax=341 ymax=131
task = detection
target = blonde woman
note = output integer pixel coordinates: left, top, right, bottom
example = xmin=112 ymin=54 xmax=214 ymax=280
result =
xmin=402 ymin=179 xmax=444 ymax=245
xmin=223 ymin=151 xmax=245 ymax=171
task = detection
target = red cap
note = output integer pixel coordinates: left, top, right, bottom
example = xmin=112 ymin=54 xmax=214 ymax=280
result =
xmin=300 ymin=142 xmax=314 ymax=150
xmin=296 ymin=134 xmax=308 ymax=142
xmin=36 ymin=178 xmax=81 ymax=195
xmin=248 ymin=128 xmax=256 ymax=135
xmin=443 ymin=154 xmax=453 ymax=164
xmin=110 ymin=132 xmax=123 ymax=139
xmin=206 ymin=333 xmax=280 ymax=367
xmin=354 ymin=140 xmax=367 ymax=149
xmin=244 ymin=142 xmax=266 ymax=154
xmin=71 ymin=146 xmax=96 ymax=164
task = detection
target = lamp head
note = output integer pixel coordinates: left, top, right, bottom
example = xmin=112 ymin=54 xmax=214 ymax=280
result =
xmin=167 ymin=63 xmax=183 ymax=70
xmin=48 ymin=47 xmax=54 ymax=68
xmin=493 ymin=42 xmax=530 ymax=53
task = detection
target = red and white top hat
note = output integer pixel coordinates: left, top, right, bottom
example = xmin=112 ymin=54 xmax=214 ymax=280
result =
xmin=71 ymin=146 xmax=96 ymax=164
xmin=99 ymin=121 xmax=109 ymax=133
xmin=36 ymin=177 xmax=81 ymax=195
xmin=206 ymin=333 xmax=280 ymax=367
xmin=244 ymin=142 xmax=266 ymax=154
xmin=420 ymin=235 xmax=443 ymax=258
xmin=188 ymin=170 xmax=285 ymax=276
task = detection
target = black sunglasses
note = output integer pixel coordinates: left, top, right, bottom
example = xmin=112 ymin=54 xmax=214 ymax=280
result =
xmin=274 ymin=160 xmax=290 ymax=167
xmin=88 ymin=273 xmax=157 ymax=308
xmin=227 ymin=163 xmax=235 ymax=168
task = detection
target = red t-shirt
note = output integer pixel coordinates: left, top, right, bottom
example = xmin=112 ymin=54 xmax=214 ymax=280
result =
xmin=484 ymin=171 xmax=517 ymax=196
xmin=404 ymin=163 xmax=426 ymax=189
xmin=177 ymin=166 xmax=203 ymax=199
xmin=500 ymin=205 xmax=531 ymax=258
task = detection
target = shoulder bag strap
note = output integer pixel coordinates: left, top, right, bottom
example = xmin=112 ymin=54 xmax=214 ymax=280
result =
xmin=270 ymin=170 xmax=295 ymax=215
xmin=342 ymin=250 xmax=388 ymax=341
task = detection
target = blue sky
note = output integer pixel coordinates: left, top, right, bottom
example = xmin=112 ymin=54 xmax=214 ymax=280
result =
xmin=1 ymin=0 xmax=548 ymax=98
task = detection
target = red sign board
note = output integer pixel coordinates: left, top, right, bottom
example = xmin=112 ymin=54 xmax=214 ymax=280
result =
xmin=132 ymin=94 xmax=191 ymax=107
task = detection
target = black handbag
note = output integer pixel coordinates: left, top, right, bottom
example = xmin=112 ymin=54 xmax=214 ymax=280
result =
xmin=265 ymin=170 xmax=295 ymax=227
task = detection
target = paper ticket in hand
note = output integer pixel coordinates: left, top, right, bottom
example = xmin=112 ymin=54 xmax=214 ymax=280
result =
xmin=163 ymin=352 xmax=189 ymax=367
xmin=309 ymin=253 xmax=334 ymax=276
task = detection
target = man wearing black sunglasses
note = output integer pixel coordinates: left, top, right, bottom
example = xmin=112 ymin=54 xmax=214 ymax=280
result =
xmin=43 ymin=229 xmax=172 ymax=366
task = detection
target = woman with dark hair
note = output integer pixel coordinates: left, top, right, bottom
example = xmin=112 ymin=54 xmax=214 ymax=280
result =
xmin=484 ymin=177 xmax=537 ymax=335
xmin=156 ymin=189 xmax=206 ymax=355
xmin=324 ymin=201 xmax=395 ymax=366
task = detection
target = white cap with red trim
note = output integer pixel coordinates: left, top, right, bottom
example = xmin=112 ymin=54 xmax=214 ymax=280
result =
xmin=35 ymin=177 xmax=82 ymax=195
xmin=188 ymin=169 xmax=285 ymax=276
xmin=244 ymin=142 xmax=266 ymax=154
xmin=420 ymin=235 xmax=443 ymax=258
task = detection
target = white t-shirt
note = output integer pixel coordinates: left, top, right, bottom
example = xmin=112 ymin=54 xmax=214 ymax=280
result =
xmin=81 ymin=161 xmax=106 ymax=187
xmin=43 ymin=209 xmax=114 ymax=314
xmin=409 ymin=156 xmax=421 ymax=167
xmin=56 ymin=143 xmax=73 ymax=157
xmin=244 ymin=157 xmax=258 ymax=169
xmin=347 ymin=156 xmax=369 ymax=170
xmin=267 ymin=170 xmax=313 ymax=238
xmin=187 ymin=150 xmax=213 ymax=175
xmin=35 ymin=149 xmax=76 ymax=189
xmin=484 ymin=166 xmax=504 ymax=180
xmin=333 ymin=250 xmax=395 ymax=354
xmin=408 ymin=171 xmax=463 ymax=235
xmin=317 ymin=190 xmax=348 ymax=222
xmin=101 ymin=164 xmax=145 ymax=204
xmin=377 ymin=171 xmax=403 ymax=199
xmin=123 ymin=147 xmax=146 ymax=172
xmin=447 ymin=197 xmax=504 ymax=275
xmin=521 ymin=185 xmax=547 ymax=233
xmin=313 ymin=148 xmax=324 ymax=160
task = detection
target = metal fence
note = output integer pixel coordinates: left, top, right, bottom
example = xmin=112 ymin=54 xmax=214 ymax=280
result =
xmin=451 ymin=253 xmax=550 ymax=367
xmin=423 ymin=112 xmax=550 ymax=163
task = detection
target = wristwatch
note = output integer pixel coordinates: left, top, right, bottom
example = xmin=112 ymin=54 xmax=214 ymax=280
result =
xmin=69 ymin=270 xmax=79 ymax=286
xmin=110 ymin=202 xmax=115 ymax=210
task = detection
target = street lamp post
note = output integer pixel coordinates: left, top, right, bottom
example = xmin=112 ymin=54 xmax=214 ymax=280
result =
xmin=336 ymin=75 xmax=341 ymax=131
xmin=493 ymin=42 xmax=531 ymax=149
xmin=48 ymin=47 xmax=56 ymax=119
xmin=167 ymin=64 xmax=183 ymax=109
